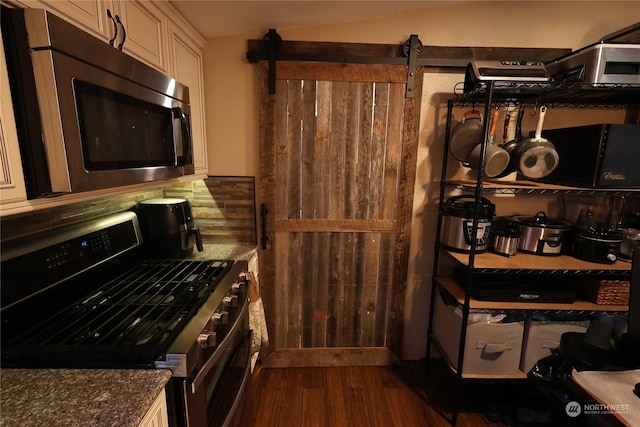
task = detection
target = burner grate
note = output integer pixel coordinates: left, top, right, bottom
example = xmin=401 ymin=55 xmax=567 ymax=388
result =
xmin=5 ymin=259 xmax=233 ymax=359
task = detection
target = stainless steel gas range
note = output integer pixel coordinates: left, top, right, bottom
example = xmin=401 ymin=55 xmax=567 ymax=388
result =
xmin=1 ymin=211 xmax=251 ymax=427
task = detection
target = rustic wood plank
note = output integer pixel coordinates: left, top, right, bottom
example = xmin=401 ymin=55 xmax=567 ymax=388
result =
xmin=272 ymin=61 xmax=408 ymax=83
xmin=272 ymin=78 xmax=289 ymax=351
xmin=261 ymin=348 xmax=400 ymax=368
xmin=359 ymin=83 xmax=390 ymax=346
xmin=344 ymin=82 xmax=361 ymax=219
xmin=300 ymin=79 xmax=318 ymax=348
xmin=248 ymin=39 xmax=571 ymax=66
xmin=257 ymin=66 xmax=277 ymax=357
xmin=382 ymin=84 xmax=406 ymax=219
xmin=356 ymin=82 xmax=373 ymax=220
xmin=386 ymin=73 xmax=423 ymax=356
xmin=312 ymin=82 xmax=332 ymax=348
xmin=274 ymin=228 xmax=289 ymax=348
xmin=274 ymin=80 xmax=290 ymax=221
xmin=275 ymin=218 xmax=397 ymax=232
xmin=286 ymin=81 xmax=303 ymax=219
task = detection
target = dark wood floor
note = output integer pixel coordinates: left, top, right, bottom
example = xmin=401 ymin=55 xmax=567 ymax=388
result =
xmin=249 ymin=361 xmax=496 ymax=427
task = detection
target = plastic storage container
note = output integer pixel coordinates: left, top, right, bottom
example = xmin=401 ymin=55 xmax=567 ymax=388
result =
xmin=432 ymin=291 xmax=524 ymax=375
xmin=520 ymin=318 xmax=590 ymax=373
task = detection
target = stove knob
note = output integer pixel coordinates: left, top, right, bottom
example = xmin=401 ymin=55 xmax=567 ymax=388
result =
xmin=212 ymin=311 xmax=229 ymax=325
xmin=232 ymin=281 xmax=244 ymax=294
xmin=197 ymin=332 xmax=217 ymax=349
xmin=223 ymin=295 xmax=238 ymax=307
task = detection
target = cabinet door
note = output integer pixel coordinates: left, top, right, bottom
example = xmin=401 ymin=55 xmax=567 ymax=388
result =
xmin=114 ymin=0 xmax=167 ymax=72
xmin=138 ymin=388 xmax=169 ymax=427
xmin=168 ymin=24 xmax=207 ymax=175
xmin=0 ymin=30 xmax=27 ymax=207
xmin=18 ymin=0 xmax=112 ymax=42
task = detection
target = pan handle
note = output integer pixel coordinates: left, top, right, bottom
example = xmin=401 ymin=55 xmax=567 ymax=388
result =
xmin=534 ymin=106 xmax=547 ymax=139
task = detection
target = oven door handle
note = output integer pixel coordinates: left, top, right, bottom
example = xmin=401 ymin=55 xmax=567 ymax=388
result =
xmin=221 ymin=330 xmax=252 ymax=427
xmin=188 ymin=299 xmax=249 ymax=393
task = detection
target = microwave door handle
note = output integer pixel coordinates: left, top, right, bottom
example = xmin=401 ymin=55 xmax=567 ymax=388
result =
xmin=172 ymin=108 xmax=191 ymax=166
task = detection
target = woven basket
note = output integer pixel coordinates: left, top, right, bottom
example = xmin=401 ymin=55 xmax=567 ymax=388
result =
xmin=580 ymin=278 xmax=630 ymax=305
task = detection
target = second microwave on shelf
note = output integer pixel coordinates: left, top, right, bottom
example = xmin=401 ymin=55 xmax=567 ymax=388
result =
xmin=1 ymin=7 xmax=194 ymax=199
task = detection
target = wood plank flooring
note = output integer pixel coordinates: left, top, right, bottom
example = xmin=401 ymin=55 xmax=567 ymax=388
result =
xmin=249 ymin=362 xmax=494 ymax=427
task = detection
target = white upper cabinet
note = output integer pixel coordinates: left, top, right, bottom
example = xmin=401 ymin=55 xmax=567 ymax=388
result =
xmin=167 ymin=22 xmax=207 ymax=175
xmin=19 ymin=0 xmax=168 ymax=72
xmin=108 ymin=0 xmax=168 ymax=72
xmin=0 ymin=29 xmax=28 ymax=206
xmin=17 ymin=0 xmax=112 ymax=41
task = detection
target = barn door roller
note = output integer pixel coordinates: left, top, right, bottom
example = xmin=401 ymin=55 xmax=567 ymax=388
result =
xmin=263 ymin=29 xmax=282 ymax=94
xmin=402 ymin=34 xmax=423 ymax=98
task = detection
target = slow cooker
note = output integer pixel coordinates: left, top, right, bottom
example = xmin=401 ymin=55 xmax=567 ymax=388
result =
xmin=510 ymin=211 xmax=572 ymax=255
xmin=570 ymin=226 xmax=622 ymax=264
xmin=440 ymin=196 xmax=495 ymax=253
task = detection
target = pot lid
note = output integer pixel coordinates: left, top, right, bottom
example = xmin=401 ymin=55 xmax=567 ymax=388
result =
xmin=492 ymin=226 xmax=521 ymax=238
xmin=443 ymin=196 xmax=495 ymax=218
xmin=576 ymin=225 xmax=623 ymax=240
xmin=510 ymin=211 xmax=571 ymax=229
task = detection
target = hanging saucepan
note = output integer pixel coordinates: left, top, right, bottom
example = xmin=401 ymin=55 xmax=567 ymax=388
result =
xmin=511 ymin=106 xmax=559 ymax=179
xmin=466 ymin=109 xmax=510 ymax=177
xmin=494 ymin=107 xmax=525 ymax=179
xmin=450 ymin=110 xmax=484 ymax=163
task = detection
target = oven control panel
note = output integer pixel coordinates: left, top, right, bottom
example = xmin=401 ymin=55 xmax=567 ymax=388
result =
xmin=1 ymin=212 xmax=141 ymax=310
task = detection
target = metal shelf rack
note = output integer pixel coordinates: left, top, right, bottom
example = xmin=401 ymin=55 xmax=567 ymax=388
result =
xmin=425 ymin=80 xmax=639 ymax=426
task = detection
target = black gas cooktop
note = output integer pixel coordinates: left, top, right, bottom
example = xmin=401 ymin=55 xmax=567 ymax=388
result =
xmin=0 ymin=212 xmax=234 ymax=369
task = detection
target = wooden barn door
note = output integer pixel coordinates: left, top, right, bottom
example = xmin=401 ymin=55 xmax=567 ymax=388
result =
xmin=258 ymin=60 xmax=422 ymax=365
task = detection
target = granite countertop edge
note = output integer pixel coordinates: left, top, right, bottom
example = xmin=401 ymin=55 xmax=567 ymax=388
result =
xmin=0 ymin=368 xmax=172 ymax=427
xmin=186 ymin=243 xmax=257 ymax=262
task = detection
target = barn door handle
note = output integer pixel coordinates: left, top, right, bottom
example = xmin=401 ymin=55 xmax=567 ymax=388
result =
xmin=260 ymin=203 xmax=269 ymax=250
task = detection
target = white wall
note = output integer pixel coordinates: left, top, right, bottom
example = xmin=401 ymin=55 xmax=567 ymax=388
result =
xmin=202 ymin=1 xmax=640 ymax=359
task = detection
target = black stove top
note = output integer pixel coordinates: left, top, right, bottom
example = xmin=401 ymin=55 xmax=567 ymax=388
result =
xmin=0 ymin=212 xmax=235 ymax=369
xmin=3 ymin=259 xmax=232 ymax=365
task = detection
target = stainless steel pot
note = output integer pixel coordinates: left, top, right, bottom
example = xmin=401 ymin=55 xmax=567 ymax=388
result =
xmin=510 ymin=211 xmax=572 ymax=255
xmin=440 ymin=196 xmax=495 ymax=253
xmin=490 ymin=225 xmax=521 ymax=257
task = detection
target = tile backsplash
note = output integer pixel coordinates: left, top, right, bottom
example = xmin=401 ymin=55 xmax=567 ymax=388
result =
xmin=1 ymin=176 xmax=257 ymax=244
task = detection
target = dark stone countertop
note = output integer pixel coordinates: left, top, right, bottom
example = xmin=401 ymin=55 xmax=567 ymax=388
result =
xmin=0 ymin=369 xmax=172 ymax=427
xmin=185 ymin=243 xmax=257 ymax=262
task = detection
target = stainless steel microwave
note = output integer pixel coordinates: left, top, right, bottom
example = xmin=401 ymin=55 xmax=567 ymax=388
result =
xmin=1 ymin=7 xmax=194 ymax=199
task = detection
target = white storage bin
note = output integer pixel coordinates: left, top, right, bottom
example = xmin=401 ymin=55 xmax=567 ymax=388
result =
xmin=520 ymin=318 xmax=590 ymax=373
xmin=432 ymin=291 xmax=524 ymax=375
